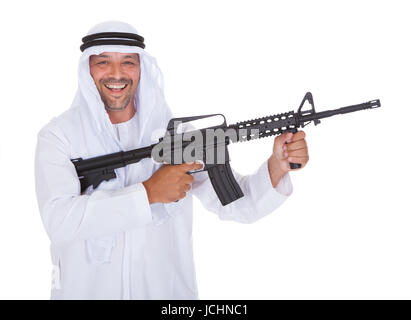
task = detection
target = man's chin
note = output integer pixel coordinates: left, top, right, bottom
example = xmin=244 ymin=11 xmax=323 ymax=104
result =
xmin=105 ymin=104 xmax=128 ymax=112
xmin=100 ymin=91 xmax=132 ymax=111
xmin=104 ymin=98 xmax=131 ymax=111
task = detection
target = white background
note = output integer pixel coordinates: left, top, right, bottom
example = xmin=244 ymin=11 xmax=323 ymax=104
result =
xmin=0 ymin=0 xmax=410 ymax=299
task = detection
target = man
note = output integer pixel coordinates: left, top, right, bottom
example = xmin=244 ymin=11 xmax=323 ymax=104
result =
xmin=35 ymin=21 xmax=309 ymax=299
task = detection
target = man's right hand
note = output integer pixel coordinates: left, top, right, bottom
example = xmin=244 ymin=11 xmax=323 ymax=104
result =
xmin=142 ymin=162 xmax=203 ymax=204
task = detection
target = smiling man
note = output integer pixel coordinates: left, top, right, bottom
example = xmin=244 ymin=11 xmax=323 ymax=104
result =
xmin=90 ymin=53 xmax=140 ymax=123
xmin=34 ymin=21 xmax=309 ymax=299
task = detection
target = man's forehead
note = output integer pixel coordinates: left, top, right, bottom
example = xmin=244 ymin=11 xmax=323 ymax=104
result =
xmin=91 ymin=52 xmax=139 ymax=59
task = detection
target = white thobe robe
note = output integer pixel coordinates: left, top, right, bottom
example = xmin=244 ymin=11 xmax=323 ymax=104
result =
xmin=35 ymin=105 xmax=292 ymax=299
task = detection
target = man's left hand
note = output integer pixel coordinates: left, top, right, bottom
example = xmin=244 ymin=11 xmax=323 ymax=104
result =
xmin=268 ymin=131 xmax=309 ymax=188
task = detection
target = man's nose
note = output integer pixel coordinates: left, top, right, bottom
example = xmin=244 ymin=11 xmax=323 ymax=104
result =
xmin=109 ymin=63 xmax=122 ymax=79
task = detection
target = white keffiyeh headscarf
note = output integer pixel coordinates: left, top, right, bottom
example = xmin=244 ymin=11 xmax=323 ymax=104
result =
xmin=71 ymin=21 xmax=172 ymax=155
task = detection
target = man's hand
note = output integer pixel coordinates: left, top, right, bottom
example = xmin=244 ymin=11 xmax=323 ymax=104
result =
xmin=268 ymin=131 xmax=309 ymax=188
xmin=142 ymin=162 xmax=203 ymax=204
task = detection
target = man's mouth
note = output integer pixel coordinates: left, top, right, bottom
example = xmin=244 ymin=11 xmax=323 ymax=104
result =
xmin=104 ymin=83 xmax=128 ymax=93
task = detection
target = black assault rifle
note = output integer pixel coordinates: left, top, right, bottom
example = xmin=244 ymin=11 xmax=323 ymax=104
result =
xmin=71 ymin=92 xmax=381 ymax=206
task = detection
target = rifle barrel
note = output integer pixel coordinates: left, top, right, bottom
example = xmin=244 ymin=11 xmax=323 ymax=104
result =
xmin=300 ymin=99 xmax=380 ymax=123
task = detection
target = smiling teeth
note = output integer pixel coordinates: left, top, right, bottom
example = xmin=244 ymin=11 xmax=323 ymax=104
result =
xmin=105 ymin=84 xmax=126 ymax=89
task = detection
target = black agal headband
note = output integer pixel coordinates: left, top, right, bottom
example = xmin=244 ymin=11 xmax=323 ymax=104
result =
xmin=80 ymin=32 xmax=145 ymax=52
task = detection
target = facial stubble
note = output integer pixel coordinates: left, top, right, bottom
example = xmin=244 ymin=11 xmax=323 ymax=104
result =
xmin=99 ymin=80 xmax=134 ymax=112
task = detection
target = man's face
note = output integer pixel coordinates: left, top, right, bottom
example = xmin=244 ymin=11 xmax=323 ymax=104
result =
xmin=89 ymin=52 xmax=140 ymax=112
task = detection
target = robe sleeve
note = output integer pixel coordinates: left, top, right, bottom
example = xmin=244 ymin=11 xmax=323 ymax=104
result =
xmin=191 ymin=160 xmax=293 ymax=223
xmin=34 ymin=125 xmax=153 ymax=247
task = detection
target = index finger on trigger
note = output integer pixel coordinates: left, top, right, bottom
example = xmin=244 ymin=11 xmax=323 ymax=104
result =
xmin=179 ymin=161 xmax=203 ymax=172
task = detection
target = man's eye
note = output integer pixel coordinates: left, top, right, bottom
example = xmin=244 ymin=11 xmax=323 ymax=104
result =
xmin=97 ymin=61 xmax=108 ymax=65
xmin=123 ymin=61 xmax=134 ymax=65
